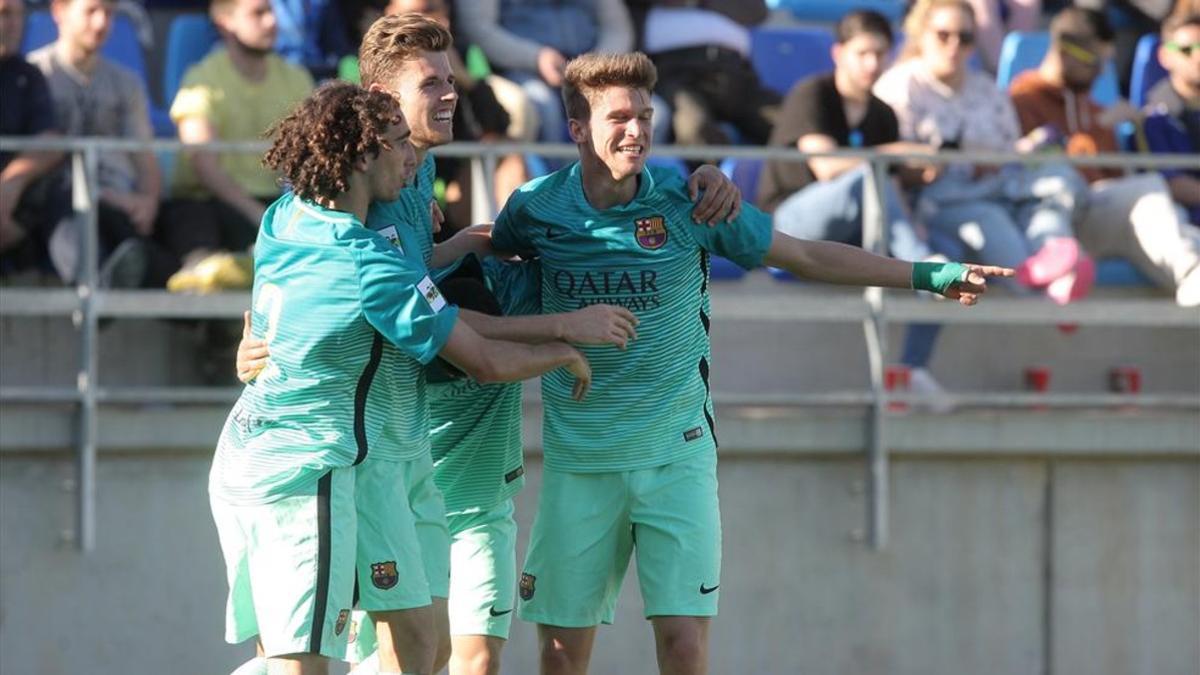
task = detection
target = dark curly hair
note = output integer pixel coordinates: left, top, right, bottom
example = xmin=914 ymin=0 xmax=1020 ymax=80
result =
xmin=263 ymin=82 xmax=404 ymax=203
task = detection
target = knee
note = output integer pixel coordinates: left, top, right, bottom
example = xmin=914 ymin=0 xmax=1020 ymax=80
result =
xmin=454 ymin=648 xmax=500 ymax=675
xmin=433 ymin=636 xmax=454 ymax=673
xmin=539 ymin=636 xmax=585 ymax=674
xmin=657 ymin=627 xmax=706 ymax=669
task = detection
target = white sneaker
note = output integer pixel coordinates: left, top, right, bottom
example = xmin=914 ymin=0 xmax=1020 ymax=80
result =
xmin=909 ymin=367 xmax=956 ymax=413
xmin=1177 ymin=264 xmax=1200 ymax=308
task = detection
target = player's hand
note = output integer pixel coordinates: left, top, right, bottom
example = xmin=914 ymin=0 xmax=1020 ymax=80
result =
xmin=564 ymin=347 xmax=592 ymax=401
xmin=561 ymin=303 xmax=639 ymax=349
xmin=236 ymin=310 xmax=271 ymax=383
xmin=944 ymin=264 xmax=1014 ymax=306
xmin=431 ymin=199 xmax=444 ymax=234
xmin=688 ymin=164 xmax=741 ymax=225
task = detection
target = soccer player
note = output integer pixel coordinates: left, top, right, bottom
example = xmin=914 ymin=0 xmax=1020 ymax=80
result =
xmin=210 ymin=82 xmax=593 ymax=675
xmin=490 ymin=52 xmax=1012 ymax=675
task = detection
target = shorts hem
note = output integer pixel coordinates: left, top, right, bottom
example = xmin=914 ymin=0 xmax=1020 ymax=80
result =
xmin=517 ymin=609 xmax=606 ymax=628
xmin=449 ymin=622 xmax=512 ymax=639
xmin=643 ymin=606 xmax=719 ymax=619
xmin=357 ymin=596 xmax=433 ymax=612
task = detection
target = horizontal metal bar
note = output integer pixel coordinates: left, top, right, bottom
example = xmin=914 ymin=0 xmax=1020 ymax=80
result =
xmin=95 ymin=386 xmax=242 ymax=404
xmin=0 ymin=387 xmax=82 ymax=403
xmin=0 ymin=288 xmax=80 ymax=316
xmin=94 ymin=290 xmax=248 ymax=318
xmin=2 ymin=136 xmax=1198 ymax=169
xmin=880 ymin=296 xmax=1200 ymax=328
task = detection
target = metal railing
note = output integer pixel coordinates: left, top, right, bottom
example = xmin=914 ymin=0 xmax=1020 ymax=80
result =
xmin=1 ymin=135 xmax=1198 ymax=552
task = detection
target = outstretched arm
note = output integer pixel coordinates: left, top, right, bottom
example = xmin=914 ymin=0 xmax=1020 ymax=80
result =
xmin=459 ymin=303 xmax=639 ymax=348
xmin=438 ymin=321 xmax=591 ymax=400
xmin=431 ymin=223 xmax=496 ymax=268
xmin=763 ymin=231 xmax=1013 ymax=305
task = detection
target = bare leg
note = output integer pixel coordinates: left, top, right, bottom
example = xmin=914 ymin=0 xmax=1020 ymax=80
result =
xmin=372 ymin=605 xmax=437 ymax=674
xmin=651 ymin=616 xmax=710 ymax=675
xmin=265 ymin=653 xmax=329 ymax=675
xmin=538 ymin=624 xmax=598 ymax=675
xmin=430 ymin=597 xmax=452 ymax=673
xmin=449 ymin=634 xmax=506 ymax=675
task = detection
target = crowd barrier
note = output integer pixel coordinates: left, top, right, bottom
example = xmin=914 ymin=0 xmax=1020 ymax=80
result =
xmin=1 ymin=136 xmax=1197 ymax=552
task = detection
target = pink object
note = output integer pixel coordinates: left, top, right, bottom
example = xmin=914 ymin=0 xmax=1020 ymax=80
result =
xmin=1045 ymin=252 xmax=1096 ymax=306
xmin=1016 ymin=238 xmax=1081 ymax=288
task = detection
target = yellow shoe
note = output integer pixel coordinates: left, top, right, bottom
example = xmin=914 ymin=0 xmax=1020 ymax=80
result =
xmin=167 ymin=252 xmax=253 ymax=293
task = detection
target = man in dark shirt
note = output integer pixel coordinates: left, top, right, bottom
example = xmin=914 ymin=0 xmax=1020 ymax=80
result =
xmin=0 ymin=0 xmax=64 ymax=274
xmin=1145 ymin=12 xmax=1200 ymax=231
xmin=759 ymin=9 xmax=954 ymax=407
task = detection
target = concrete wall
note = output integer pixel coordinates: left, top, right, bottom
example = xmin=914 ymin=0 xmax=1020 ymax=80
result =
xmin=1 ymin=447 xmax=1196 ymax=675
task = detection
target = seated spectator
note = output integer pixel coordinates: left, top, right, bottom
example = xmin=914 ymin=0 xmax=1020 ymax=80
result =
xmin=632 ymin=0 xmax=779 ymax=146
xmin=760 ymin=10 xmax=954 ymax=407
xmin=965 ymin=0 xmax=1042 ymax=73
xmin=875 ymin=0 xmax=1094 ymax=305
xmin=28 ymin=0 xmax=176 ymax=288
xmin=454 ymin=0 xmax=634 ymax=142
xmin=1076 ymin=0 xmax=1174 ymax=95
xmin=164 ymin=0 xmax=313 ymax=291
xmin=1009 ymin=6 xmax=1200 ymax=306
xmin=386 ymin=0 xmax=531 ymax=230
xmin=270 ymin=0 xmax=352 ymax=79
xmin=1144 ymin=11 xmax=1200 ymax=244
xmin=0 ymin=0 xmax=63 ymax=278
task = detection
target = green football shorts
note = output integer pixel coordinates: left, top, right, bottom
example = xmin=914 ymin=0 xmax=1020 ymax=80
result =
xmin=211 ymin=468 xmax=357 ymax=659
xmin=517 ymin=450 xmax=721 ymax=627
xmin=446 ymin=499 xmax=519 ymax=638
xmin=346 ymin=452 xmax=450 ymax=662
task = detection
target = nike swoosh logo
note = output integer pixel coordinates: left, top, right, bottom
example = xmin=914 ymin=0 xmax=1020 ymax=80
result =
xmin=489 ymin=607 xmax=513 ymax=617
xmin=699 ymin=584 xmax=719 ymax=595
xmin=545 ymin=227 xmax=562 ymax=240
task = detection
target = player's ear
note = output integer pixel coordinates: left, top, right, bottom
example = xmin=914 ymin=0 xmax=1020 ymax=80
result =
xmin=567 ymin=118 xmax=588 ymax=144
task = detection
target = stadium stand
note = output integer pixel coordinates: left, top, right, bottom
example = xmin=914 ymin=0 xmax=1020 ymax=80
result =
xmin=995 ymin=31 xmax=1121 ymax=106
xmin=765 ymin=0 xmax=906 ymax=22
xmin=749 ymin=26 xmax=835 ymax=96
xmin=1129 ymin=33 xmax=1167 ymax=108
xmin=162 ymin=13 xmax=220 ymax=110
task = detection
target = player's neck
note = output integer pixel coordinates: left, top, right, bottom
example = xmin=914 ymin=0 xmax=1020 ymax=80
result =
xmin=317 ymin=183 xmax=370 ymax=225
xmin=55 ymin=40 xmax=99 ymax=75
xmin=579 ymin=159 xmax=639 ymax=209
xmin=225 ymin=39 xmax=269 ymax=82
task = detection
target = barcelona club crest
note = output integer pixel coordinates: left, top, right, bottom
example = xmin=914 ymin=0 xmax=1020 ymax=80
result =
xmin=371 ymin=561 xmax=399 ymax=590
xmin=335 ymin=609 xmax=350 ymax=636
xmin=634 ymin=215 xmax=667 ymax=250
xmin=519 ymin=572 xmax=537 ymax=601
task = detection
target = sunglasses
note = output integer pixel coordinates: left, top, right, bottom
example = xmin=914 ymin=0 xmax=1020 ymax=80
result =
xmin=1059 ymin=39 xmax=1100 ymax=65
xmin=933 ymin=29 xmax=975 ymax=46
xmin=1166 ymin=42 xmax=1200 ymax=57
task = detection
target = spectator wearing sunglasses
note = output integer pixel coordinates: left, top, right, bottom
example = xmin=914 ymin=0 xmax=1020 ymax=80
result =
xmin=875 ymin=0 xmax=1095 ymax=305
xmin=1144 ymin=12 xmax=1200 ymax=231
xmin=1008 ymin=7 xmax=1200 ymax=306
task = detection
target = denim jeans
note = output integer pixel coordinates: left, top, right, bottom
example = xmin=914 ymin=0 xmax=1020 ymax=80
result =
xmin=772 ymin=164 xmax=941 ymax=369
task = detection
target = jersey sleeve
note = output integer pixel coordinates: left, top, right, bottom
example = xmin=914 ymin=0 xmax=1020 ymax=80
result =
xmin=491 ymin=188 xmax=536 ymax=258
xmin=660 ymin=174 xmax=773 ymax=270
xmin=353 ymin=237 xmax=459 ymax=365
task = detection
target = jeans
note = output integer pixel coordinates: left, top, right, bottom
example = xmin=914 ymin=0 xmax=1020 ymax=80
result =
xmin=772 ymin=164 xmax=942 ymax=369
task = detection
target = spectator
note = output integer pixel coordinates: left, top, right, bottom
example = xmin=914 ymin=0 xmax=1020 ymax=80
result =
xmin=633 ymin=0 xmax=779 ymax=146
xmin=454 ymin=0 xmax=634 ymax=142
xmin=759 ymin=10 xmax=954 ymax=407
xmin=0 ymin=0 xmax=63 ymax=277
xmin=966 ymin=0 xmax=1042 ymax=73
xmin=28 ymin=0 xmax=175 ymax=287
xmin=270 ymin=0 xmax=352 ymax=79
xmin=1010 ymin=6 xmax=1200 ymax=306
xmin=876 ymin=0 xmax=1094 ymax=305
xmin=164 ymin=0 xmax=312 ymax=291
xmin=1144 ymin=11 xmax=1200 ymax=242
xmin=1075 ymin=0 xmax=1174 ymax=95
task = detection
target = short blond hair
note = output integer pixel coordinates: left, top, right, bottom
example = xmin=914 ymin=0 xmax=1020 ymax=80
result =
xmin=358 ymin=13 xmax=452 ymax=88
xmin=561 ymin=52 xmax=658 ymax=121
xmin=900 ymin=0 xmax=975 ymax=59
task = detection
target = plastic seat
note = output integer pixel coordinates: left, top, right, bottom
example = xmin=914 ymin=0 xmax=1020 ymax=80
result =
xmin=718 ymin=157 xmax=764 ymax=207
xmin=750 ymin=26 xmax=835 ymax=96
xmin=162 ymin=14 xmax=221 ymax=108
xmin=1096 ymin=258 xmax=1153 ymax=287
xmin=21 ymin=11 xmax=146 ymax=78
xmin=765 ymin=0 xmax=906 ymax=22
xmin=1129 ymin=34 xmax=1167 ymax=108
xmin=709 ymin=255 xmax=747 ymax=280
xmin=996 ymin=32 xmax=1120 ymax=106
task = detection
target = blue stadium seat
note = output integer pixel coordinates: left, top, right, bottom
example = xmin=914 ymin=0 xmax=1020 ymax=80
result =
xmin=162 ymin=14 xmax=220 ymax=108
xmin=646 ymin=156 xmax=690 ymax=179
xmin=996 ymin=32 xmax=1120 ymax=106
xmin=709 ymin=255 xmax=746 ymax=280
xmin=1096 ymin=258 xmax=1154 ymax=287
xmin=750 ymin=26 xmax=835 ymax=96
xmin=765 ymin=0 xmax=906 ymax=22
xmin=1129 ymin=34 xmax=1167 ymax=109
xmin=718 ymin=157 xmax=764 ymax=207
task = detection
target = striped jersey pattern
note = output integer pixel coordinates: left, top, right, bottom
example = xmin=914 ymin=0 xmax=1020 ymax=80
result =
xmin=210 ymin=194 xmax=458 ymax=505
xmin=428 ymin=258 xmax=541 ymax=514
xmin=368 ymin=153 xmax=436 ymax=265
xmin=491 ymin=163 xmax=774 ymax=472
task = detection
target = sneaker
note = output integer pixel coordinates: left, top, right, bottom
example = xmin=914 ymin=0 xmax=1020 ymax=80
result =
xmin=168 ymin=251 xmax=253 ymax=293
xmin=909 ymin=367 xmax=955 ymax=413
xmin=99 ymin=239 xmax=148 ymax=289
xmin=1016 ymin=237 xmax=1080 ymax=288
xmin=1176 ymin=264 xmax=1200 ymax=308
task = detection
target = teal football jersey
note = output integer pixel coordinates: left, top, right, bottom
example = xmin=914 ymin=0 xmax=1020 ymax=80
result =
xmin=210 ymin=194 xmax=459 ymax=505
xmin=491 ymin=163 xmax=773 ymax=472
xmin=367 ymin=153 xmax=437 ymax=265
xmin=428 ymin=257 xmax=541 ymax=514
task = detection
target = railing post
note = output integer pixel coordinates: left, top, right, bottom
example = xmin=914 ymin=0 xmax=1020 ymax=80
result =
xmin=71 ymin=146 xmax=99 ymax=552
xmin=862 ymin=156 xmax=890 ymax=550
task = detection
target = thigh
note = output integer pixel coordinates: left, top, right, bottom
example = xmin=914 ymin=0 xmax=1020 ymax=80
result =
xmin=517 ymin=468 xmax=633 ymax=628
xmin=631 ymin=451 xmax=721 ymax=619
xmin=214 ymin=468 xmax=357 ymax=660
xmin=355 ymin=458 xmax=432 ymax=612
xmin=407 ymin=453 xmax=451 ymax=600
xmin=447 ymin=500 xmax=519 ymax=639
xmin=773 ymin=167 xmax=868 ymax=243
